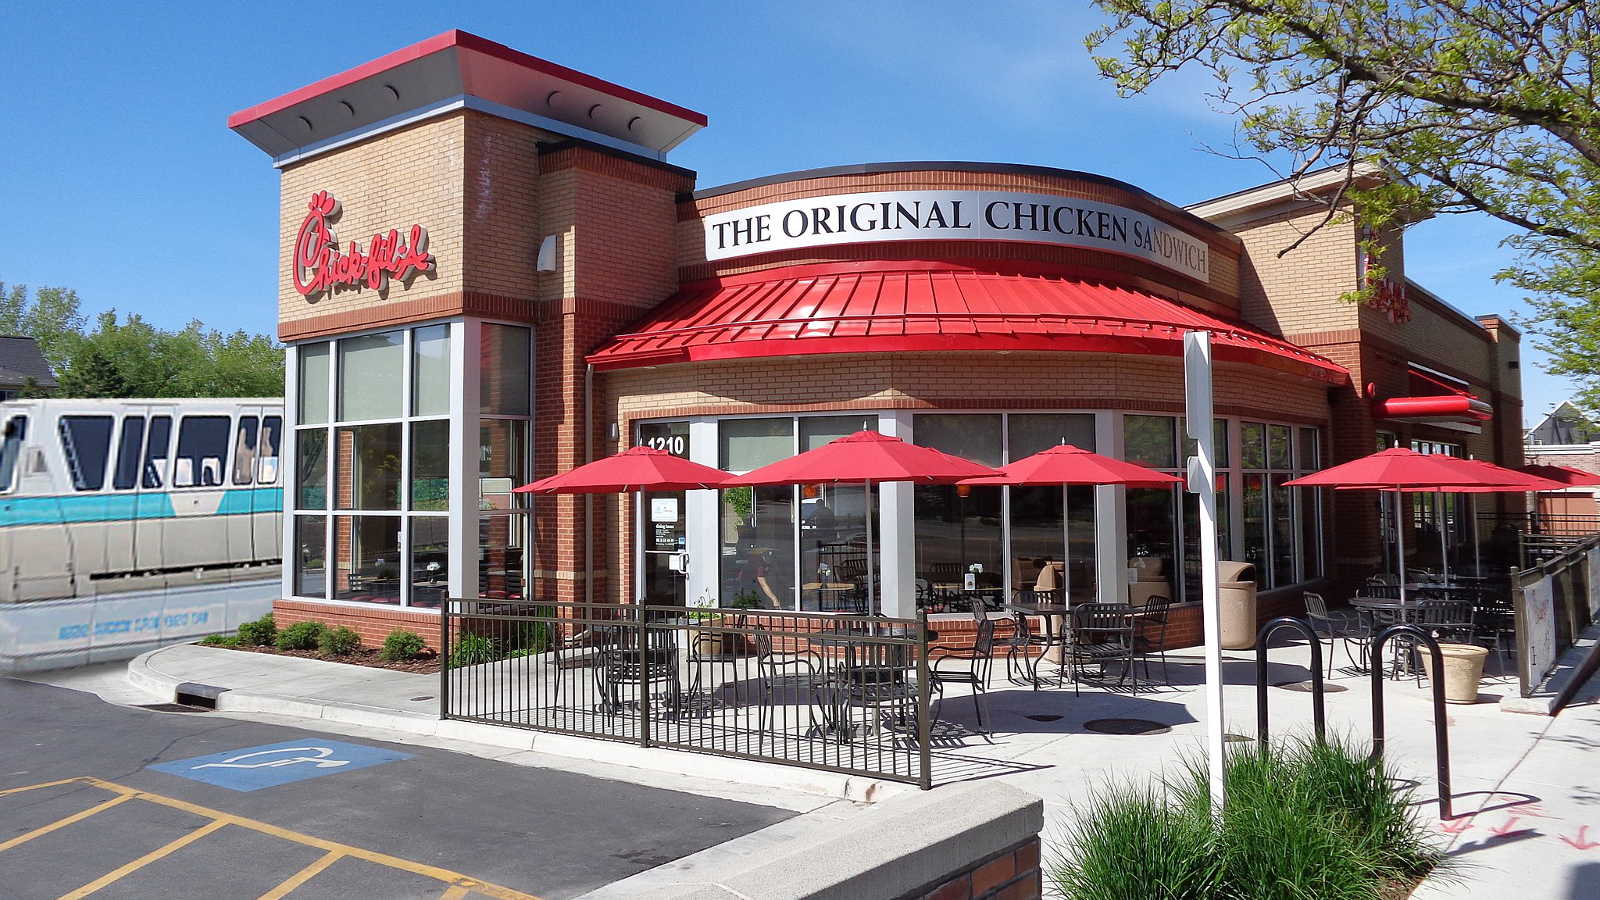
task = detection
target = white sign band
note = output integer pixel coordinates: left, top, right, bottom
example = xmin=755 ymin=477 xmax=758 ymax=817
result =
xmin=703 ymin=189 xmax=1211 ymax=283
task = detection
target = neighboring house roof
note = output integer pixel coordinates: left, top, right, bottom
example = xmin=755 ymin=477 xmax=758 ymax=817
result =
xmin=0 ymin=336 xmax=57 ymax=388
xmin=1526 ymin=400 xmax=1600 ymax=445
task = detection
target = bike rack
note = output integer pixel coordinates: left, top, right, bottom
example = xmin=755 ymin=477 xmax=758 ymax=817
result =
xmin=1369 ymin=624 xmax=1454 ymax=820
xmin=1254 ymin=616 xmax=1326 ymax=746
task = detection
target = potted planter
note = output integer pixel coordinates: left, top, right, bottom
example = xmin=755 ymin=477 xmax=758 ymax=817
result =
xmin=1419 ymin=642 xmax=1490 ymax=704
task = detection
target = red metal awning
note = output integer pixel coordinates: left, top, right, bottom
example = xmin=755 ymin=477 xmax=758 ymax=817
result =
xmin=1372 ymin=365 xmax=1492 ymax=422
xmin=587 ymin=262 xmax=1347 ymax=383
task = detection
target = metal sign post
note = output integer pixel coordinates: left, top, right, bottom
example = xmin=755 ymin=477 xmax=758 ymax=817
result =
xmin=1185 ymin=330 xmax=1225 ymax=812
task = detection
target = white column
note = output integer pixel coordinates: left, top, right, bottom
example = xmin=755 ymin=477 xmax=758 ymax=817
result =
xmin=448 ymin=320 xmax=479 ymax=602
xmin=878 ymin=411 xmax=915 ymax=617
xmin=281 ymin=344 xmax=299 ymax=601
xmin=686 ymin=417 xmax=721 ymax=606
xmin=1094 ymin=410 xmax=1126 ymax=605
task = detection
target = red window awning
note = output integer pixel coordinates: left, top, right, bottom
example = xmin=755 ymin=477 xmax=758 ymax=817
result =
xmin=1372 ymin=366 xmax=1493 ymax=422
xmin=587 ymin=262 xmax=1348 ymax=383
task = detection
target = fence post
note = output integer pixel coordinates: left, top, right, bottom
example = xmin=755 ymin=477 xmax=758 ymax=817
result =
xmin=439 ymin=598 xmax=451 ymax=721
xmin=917 ymin=607 xmax=932 ymax=790
xmin=637 ymin=604 xmax=652 ymax=749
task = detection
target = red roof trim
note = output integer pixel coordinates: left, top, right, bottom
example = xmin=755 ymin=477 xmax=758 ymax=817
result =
xmin=228 ymin=30 xmax=707 ymax=129
xmin=588 ymin=263 xmax=1348 ymax=384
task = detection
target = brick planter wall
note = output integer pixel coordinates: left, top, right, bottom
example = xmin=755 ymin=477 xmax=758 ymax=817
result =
xmin=908 ymin=836 xmax=1042 ymax=900
xmin=273 ymin=600 xmax=441 ymax=651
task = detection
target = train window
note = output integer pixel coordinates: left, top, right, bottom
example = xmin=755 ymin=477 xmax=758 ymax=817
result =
xmin=173 ymin=416 xmax=230 ymax=488
xmin=143 ymin=416 xmax=172 ymax=488
xmin=259 ymin=416 xmax=282 ymax=485
xmin=0 ymin=416 xmax=26 ymax=493
xmin=232 ymin=417 xmax=259 ymax=485
xmin=59 ymin=416 xmax=114 ymax=491
xmin=112 ymin=416 xmax=147 ymax=490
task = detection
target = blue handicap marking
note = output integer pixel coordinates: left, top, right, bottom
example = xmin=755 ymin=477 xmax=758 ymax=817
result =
xmin=148 ymin=739 xmax=415 ymax=792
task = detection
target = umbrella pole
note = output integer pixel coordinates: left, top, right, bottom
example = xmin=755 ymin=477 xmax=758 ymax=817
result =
xmin=1061 ymin=482 xmax=1072 ymax=609
xmin=1396 ymin=489 xmax=1408 ymax=604
xmin=1437 ymin=493 xmax=1449 ymax=581
xmin=1471 ymin=494 xmax=1481 ymax=575
xmin=865 ymin=478 xmax=876 ymax=616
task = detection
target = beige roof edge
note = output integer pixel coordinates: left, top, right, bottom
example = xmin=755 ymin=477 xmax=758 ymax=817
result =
xmin=1185 ymin=162 xmax=1388 ymax=220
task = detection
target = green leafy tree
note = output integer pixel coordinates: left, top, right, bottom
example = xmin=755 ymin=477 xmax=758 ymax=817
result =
xmin=1086 ymin=1 xmax=1600 ymax=398
xmin=0 ymin=281 xmax=282 ymax=399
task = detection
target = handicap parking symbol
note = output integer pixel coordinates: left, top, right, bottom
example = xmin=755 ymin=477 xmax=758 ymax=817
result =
xmin=149 ymin=739 xmax=414 ymax=792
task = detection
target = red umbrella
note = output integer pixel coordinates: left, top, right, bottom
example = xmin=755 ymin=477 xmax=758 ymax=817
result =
xmin=963 ymin=444 xmax=1184 ymax=604
xmin=515 ymin=446 xmax=731 ymax=494
xmin=1519 ymin=463 xmax=1600 ymax=487
xmin=1285 ymin=448 xmax=1543 ymax=598
xmin=729 ymin=431 xmax=999 ymax=612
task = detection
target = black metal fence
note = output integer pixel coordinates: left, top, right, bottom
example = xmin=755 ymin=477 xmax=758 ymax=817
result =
xmin=1479 ymin=512 xmax=1600 ymax=570
xmin=441 ymin=599 xmax=933 ymax=788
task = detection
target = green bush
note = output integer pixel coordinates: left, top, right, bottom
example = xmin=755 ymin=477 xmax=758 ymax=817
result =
xmin=236 ymin=614 xmax=277 ymax=647
xmin=449 ymin=633 xmax=498 ymax=667
xmin=275 ymin=620 xmax=326 ymax=651
xmin=317 ymin=625 xmax=361 ymax=657
xmin=381 ymin=630 xmax=427 ymax=662
xmin=1050 ymin=734 xmax=1440 ymax=900
xmin=198 ymin=634 xmax=237 ymax=647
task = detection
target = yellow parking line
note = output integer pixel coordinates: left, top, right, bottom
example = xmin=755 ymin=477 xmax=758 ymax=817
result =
xmin=53 ymin=818 xmax=228 ymax=900
xmin=0 ymin=777 xmax=86 ymax=798
xmin=0 ymin=792 xmax=137 ymax=853
xmin=77 ymin=778 xmax=542 ymax=900
xmin=253 ymin=849 xmax=342 ymax=900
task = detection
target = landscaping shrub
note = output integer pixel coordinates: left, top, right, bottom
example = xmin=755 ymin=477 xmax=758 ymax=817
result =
xmin=198 ymin=634 xmax=237 ymax=647
xmin=381 ymin=630 xmax=427 ymax=662
xmin=317 ymin=625 xmax=361 ymax=657
xmin=449 ymin=633 xmax=498 ymax=667
xmin=1051 ymin=734 xmax=1440 ymax=900
xmin=236 ymin=614 xmax=277 ymax=647
xmin=275 ymin=620 xmax=326 ymax=651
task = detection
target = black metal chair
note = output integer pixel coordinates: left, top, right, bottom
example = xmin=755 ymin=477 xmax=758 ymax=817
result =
xmin=1467 ymin=588 xmax=1517 ymax=676
xmin=1131 ymin=595 xmax=1174 ymax=686
xmin=1067 ymin=603 xmax=1138 ymax=695
xmin=594 ymin=621 xmax=681 ymax=720
xmin=1304 ymin=591 xmax=1365 ymax=677
xmin=1408 ymin=598 xmax=1476 ymax=687
xmin=929 ymin=606 xmax=997 ymax=732
xmin=1005 ymin=589 xmax=1062 ymax=689
xmin=753 ymin=632 xmax=824 ymax=748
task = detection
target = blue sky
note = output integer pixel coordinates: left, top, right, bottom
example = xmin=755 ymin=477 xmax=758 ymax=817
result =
xmin=0 ymin=1 xmax=1567 ymax=426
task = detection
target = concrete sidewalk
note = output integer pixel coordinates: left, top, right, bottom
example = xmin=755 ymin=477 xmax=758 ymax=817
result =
xmin=121 ymin=636 xmax=1600 ymax=899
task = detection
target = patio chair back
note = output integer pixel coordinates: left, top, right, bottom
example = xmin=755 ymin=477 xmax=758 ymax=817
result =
xmin=1364 ymin=583 xmax=1402 ymax=600
xmin=1414 ymin=598 xmax=1475 ymax=644
xmin=1068 ymin=602 xmax=1139 ymax=693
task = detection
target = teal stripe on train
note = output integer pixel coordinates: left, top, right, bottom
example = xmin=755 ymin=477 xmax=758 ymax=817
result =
xmin=0 ymin=488 xmax=282 ymax=527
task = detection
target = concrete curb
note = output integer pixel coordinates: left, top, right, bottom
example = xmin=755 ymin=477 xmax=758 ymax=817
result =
xmin=127 ymin=646 xmax=909 ymax=804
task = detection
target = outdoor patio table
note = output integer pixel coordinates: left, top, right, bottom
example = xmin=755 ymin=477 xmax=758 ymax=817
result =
xmin=805 ymin=624 xmax=935 ymax=742
xmin=1004 ymin=601 xmax=1071 ymax=687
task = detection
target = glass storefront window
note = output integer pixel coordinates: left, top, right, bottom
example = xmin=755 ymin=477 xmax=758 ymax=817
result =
xmin=721 ymin=486 xmax=797 ymax=609
xmin=298 ymin=343 xmax=329 ymax=425
xmin=296 ymin=430 xmax=327 ymax=510
xmin=1243 ymin=473 xmax=1267 ymax=577
xmin=333 ymin=515 xmax=402 ymax=603
xmin=338 ymin=332 xmax=403 ymax=421
xmin=411 ymin=420 xmax=449 ymax=511
xmin=412 ymin=325 xmax=451 ymax=417
xmin=1268 ymin=425 xmax=1292 ymax=470
xmin=295 ymin=515 xmax=326 ymax=598
xmin=1242 ymin=422 xmax=1266 ymax=469
xmin=410 ymin=517 xmax=448 ymax=608
xmin=479 ymin=514 xmax=525 ymax=599
xmin=1271 ymin=474 xmax=1295 ymax=587
xmin=479 ymin=420 xmax=527 ymax=511
xmin=800 ymin=414 xmax=876 ymax=451
xmin=1009 ymin=413 xmax=1095 ymax=458
xmin=337 ymin=424 xmax=402 ymax=510
xmin=913 ymin=414 xmax=1002 ymax=466
xmin=1124 ymin=416 xmax=1177 ymax=469
xmin=480 ymin=325 xmax=531 ymax=417
xmin=719 ymin=417 xmax=794 ymax=471
xmin=1182 ymin=418 xmax=1230 ymax=468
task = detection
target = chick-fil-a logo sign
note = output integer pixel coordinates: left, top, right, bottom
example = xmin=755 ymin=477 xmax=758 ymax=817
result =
xmin=292 ymin=191 xmax=434 ymax=300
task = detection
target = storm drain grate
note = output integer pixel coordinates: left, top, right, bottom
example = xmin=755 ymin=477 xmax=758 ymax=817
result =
xmin=1083 ymin=718 xmax=1171 ymax=735
xmin=1272 ymin=681 xmax=1349 ymax=693
xmin=137 ymin=703 xmax=212 ymax=714
xmin=1025 ymin=714 xmax=1063 ymax=722
xmin=410 ymin=696 xmax=435 ymax=702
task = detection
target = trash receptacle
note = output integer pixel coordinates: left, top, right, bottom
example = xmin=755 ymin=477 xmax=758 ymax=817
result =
xmin=1217 ymin=561 xmax=1258 ymax=649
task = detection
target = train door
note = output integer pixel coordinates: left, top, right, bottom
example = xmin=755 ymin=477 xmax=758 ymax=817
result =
xmin=254 ymin=412 xmax=283 ymax=562
xmin=227 ymin=407 xmax=264 ymax=563
xmin=105 ymin=408 xmax=149 ymax=575
xmin=134 ymin=408 xmax=175 ymax=573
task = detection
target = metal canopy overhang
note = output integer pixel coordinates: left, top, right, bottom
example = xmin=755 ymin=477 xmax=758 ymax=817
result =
xmin=587 ymin=262 xmax=1348 ymax=384
xmin=1372 ymin=365 xmax=1493 ymax=426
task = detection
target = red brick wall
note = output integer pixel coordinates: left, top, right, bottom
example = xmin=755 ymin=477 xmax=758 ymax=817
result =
xmin=910 ymin=837 xmax=1042 ymax=900
xmin=273 ymin=599 xmax=441 ymax=651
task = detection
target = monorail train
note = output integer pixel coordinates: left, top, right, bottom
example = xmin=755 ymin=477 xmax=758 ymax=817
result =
xmin=0 ymin=398 xmax=283 ymax=672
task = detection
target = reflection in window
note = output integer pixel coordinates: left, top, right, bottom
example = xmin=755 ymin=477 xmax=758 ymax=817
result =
xmin=338 ymin=332 xmax=403 ymax=421
xmin=296 ymin=516 xmax=327 ymax=598
xmin=719 ymin=417 xmax=793 ymax=471
xmin=479 ymin=514 xmax=524 ymax=599
xmin=1124 ymin=416 xmax=1177 ymax=469
xmin=334 ymin=516 xmax=402 ymax=603
xmin=410 ymin=517 xmax=448 ymax=608
xmin=297 ymin=430 xmax=328 ymax=509
xmin=913 ymin=414 xmax=1002 ymax=466
xmin=411 ymin=420 xmax=450 ymax=511
xmin=337 ymin=424 xmax=402 ymax=510
xmin=412 ymin=325 xmax=451 ymax=417
xmin=232 ymin=417 xmax=259 ymax=485
xmin=1009 ymin=413 xmax=1095 ymax=457
xmin=299 ymin=343 xmax=329 ymax=425
xmin=479 ymin=325 xmax=531 ymax=417
xmin=721 ymin=486 xmax=796 ymax=610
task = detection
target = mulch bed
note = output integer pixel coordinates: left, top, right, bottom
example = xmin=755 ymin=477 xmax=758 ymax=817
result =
xmin=212 ymin=642 xmax=441 ymax=675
